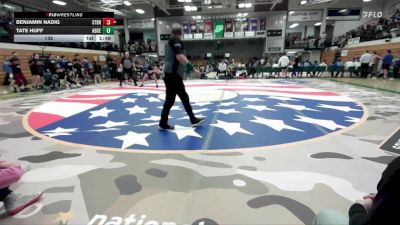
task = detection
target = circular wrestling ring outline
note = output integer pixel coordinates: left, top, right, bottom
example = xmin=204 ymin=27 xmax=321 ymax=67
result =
xmin=22 ymin=84 xmax=369 ymax=154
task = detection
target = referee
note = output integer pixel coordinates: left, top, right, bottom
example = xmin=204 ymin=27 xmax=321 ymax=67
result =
xmin=159 ymin=24 xmax=205 ymax=130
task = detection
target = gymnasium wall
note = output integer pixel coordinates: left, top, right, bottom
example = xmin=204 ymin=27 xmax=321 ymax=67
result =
xmin=0 ymin=43 xmax=119 ymax=84
xmin=184 ymin=39 xmax=265 ymax=61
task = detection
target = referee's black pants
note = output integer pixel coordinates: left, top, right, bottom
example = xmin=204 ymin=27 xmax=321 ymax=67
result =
xmin=160 ymin=73 xmax=195 ymax=126
xmin=361 ymin=63 xmax=369 ymax=78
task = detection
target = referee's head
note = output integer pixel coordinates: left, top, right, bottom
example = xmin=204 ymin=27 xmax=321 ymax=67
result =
xmin=171 ymin=23 xmax=183 ymax=38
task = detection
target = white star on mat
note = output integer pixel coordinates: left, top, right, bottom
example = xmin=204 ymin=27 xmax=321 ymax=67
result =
xmin=46 ymin=133 xmax=73 ymax=137
xmin=276 ymin=103 xmax=319 ymax=111
xmin=244 ymin=105 xmax=276 ymax=112
xmin=142 ymin=115 xmax=173 ymax=121
xmin=219 ymin=101 xmax=238 ymax=107
xmin=126 ymin=105 xmax=147 ymax=115
xmin=317 ymin=104 xmax=362 ymax=112
xmin=250 ymin=116 xmax=303 ymax=132
xmin=43 ymin=127 xmax=78 ymax=137
xmin=214 ymin=108 xmax=240 ymax=115
xmin=242 ymin=97 xmax=264 ymax=102
xmin=157 ymin=106 xmax=181 ymax=111
xmin=121 ymin=97 xmax=137 ymax=103
xmin=294 ymin=115 xmax=346 ymax=131
xmin=114 ymin=131 xmax=151 ymax=149
xmin=146 ymin=97 xmax=161 ymax=103
xmin=178 ymin=114 xmax=205 ymax=120
xmin=267 ymin=96 xmax=299 ymax=101
xmin=193 ymin=108 xmax=210 ymax=114
xmin=134 ymin=122 xmax=159 ymax=127
xmin=168 ymin=125 xmax=203 ymax=140
xmin=142 ymin=115 xmax=161 ymax=121
xmin=210 ymin=120 xmax=254 ymax=136
xmin=95 ymin=120 xmax=129 ymax=128
xmin=88 ymin=128 xmax=120 ymax=132
xmin=134 ymin=93 xmax=148 ymax=96
xmin=192 ymin=102 xmax=212 ymax=107
xmin=44 ymin=127 xmax=78 ymax=133
xmin=88 ymin=107 xmax=114 ymax=119
xmin=345 ymin=116 xmax=361 ymax=123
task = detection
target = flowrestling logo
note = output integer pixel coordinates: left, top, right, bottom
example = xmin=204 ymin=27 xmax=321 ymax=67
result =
xmin=24 ymin=81 xmax=366 ymax=152
xmin=363 ymin=11 xmax=383 ymax=18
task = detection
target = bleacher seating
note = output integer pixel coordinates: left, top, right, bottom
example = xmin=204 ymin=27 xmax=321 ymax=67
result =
xmin=1 ymin=45 xmax=115 ymax=84
xmin=322 ymin=42 xmax=400 ymax=64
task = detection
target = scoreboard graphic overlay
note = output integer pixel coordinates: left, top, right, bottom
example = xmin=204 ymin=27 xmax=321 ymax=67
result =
xmin=14 ymin=12 xmax=115 ymax=42
xmin=24 ymin=82 xmax=367 ymax=153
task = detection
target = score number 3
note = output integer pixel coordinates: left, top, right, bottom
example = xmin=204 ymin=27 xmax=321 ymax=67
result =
xmin=102 ymin=18 xmax=115 ymax=26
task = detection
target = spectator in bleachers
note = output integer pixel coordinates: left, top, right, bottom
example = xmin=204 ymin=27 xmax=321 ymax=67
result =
xmin=218 ymin=60 xmax=227 ymax=77
xmin=382 ymin=50 xmax=393 ymax=79
xmin=359 ymin=50 xmax=372 ymax=78
xmin=29 ymin=53 xmax=44 ymax=89
xmin=272 ymin=61 xmax=280 ymax=77
xmin=55 ymin=64 xmax=65 ymax=87
xmin=291 ymin=55 xmax=300 ymax=78
xmin=312 ymin=61 xmax=320 ymax=77
xmin=66 ymin=57 xmax=73 ymax=71
xmin=9 ymin=52 xmax=28 ymax=91
xmin=82 ymin=57 xmax=90 ymax=78
xmin=260 ymin=57 xmax=266 ymax=67
xmin=92 ymin=56 xmax=102 ymax=85
xmin=345 ymin=58 xmax=355 ymax=77
xmin=46 ymin=54 xmax=57 ymax=76
xmin=108 ymin=58 xmax=118 ymax=81
xmin=353 ymin=57 xmax=361 ymax=77
xmin=227 ymin=59 xmax=238 ymax=79
xmin=315 ymin=61 xmax=327 ymax=77
xmin=393 ymin=51 xmax=400 ymax=79
xmin=2 ymin=56 xmax=11 ymax=86
xmin=72 ymin=54 xmax=83 ymax=82
xmin=371 ymin=52 xmax=381 ymax=77
xmin=298 ymin=61 xmax=305 ymax=77
xmin=331 ymin=59 xmax=344 ymax=78
xmin=58 ymin=55 xmax=67 ymax=71
xmin=278 ymin=52 xmax=290 ymax=78
xmin=65 ymin=68 xmax=79 ymax=88
xmin=303 ymin=60 xmax=313 ymax=77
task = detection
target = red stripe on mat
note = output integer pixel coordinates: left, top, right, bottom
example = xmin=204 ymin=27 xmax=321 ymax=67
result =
xmin=223 ymin=88 xmax=339 ymax=96
xmin=185 ymin=84 xmax=305 ymax=88
xmin=27 ymin=112 xmax=64 ymax=129
xmin=55 ymin=99 xmax=111 ymax=104
xmin=65 ymin=93 xmax=126 ymax=98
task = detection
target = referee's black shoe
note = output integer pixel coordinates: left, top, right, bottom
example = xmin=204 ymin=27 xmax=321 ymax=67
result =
xmin=191 ymin=118 xmax=205 ymax=127
xmin=158 ymin=124 xmax=175 ymax=130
